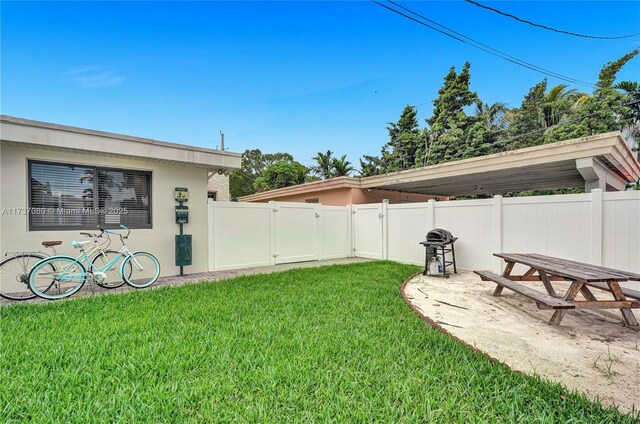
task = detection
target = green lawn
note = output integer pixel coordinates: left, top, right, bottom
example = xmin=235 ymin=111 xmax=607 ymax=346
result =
xmin=0 ymin=261 xmax=636 ymax=422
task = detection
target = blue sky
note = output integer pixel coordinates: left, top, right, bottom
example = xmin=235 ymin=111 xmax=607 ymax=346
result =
xmin=2 ymin=1 xmax=639 ymax=168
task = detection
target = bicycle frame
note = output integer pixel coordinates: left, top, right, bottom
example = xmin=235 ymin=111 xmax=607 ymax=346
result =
xmin=41 ymin=238 xmax=113 ymax=282
xmin=58 ymin=240 xmax=145 ymax=283
xmin=79 ymin=244 xmax=133 ymax=275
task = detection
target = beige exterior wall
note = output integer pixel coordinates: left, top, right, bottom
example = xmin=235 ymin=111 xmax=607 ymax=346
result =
xmin=0 ymin=144 xmax=210 ymax=277
xmin=207 ymin=173 xmax=230 ymax=201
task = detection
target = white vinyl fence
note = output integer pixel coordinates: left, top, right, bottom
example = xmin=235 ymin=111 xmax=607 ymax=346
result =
xmin=208 ymin=190 xmax=640 ymax=274
xmin=208 ymin=201 xmax=352 ymax=271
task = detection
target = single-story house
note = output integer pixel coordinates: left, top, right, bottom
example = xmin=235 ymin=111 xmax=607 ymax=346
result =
xmin=240 ymin=132 xmax=640 ymax=204
xmin=0 ymin=115 xmax=241 ymax=277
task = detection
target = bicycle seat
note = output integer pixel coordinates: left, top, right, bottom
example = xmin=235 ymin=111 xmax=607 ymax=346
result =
xmin=70 ymin=240 xmax=92 ymax=249
xmin=42 ymin=240 xmax=63 ymax=247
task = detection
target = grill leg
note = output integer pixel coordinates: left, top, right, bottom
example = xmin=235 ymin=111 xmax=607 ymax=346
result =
xmin=451 ymin=243 xmax=457 ymax=274
xmin=441 ymin=245 xmax=448 ymax=278
xmin=423 ymin=246 xmax=429 ymax=275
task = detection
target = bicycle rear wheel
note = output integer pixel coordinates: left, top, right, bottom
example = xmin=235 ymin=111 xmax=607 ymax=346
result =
xmin=29 ymin=256 xmax=87 ymax=300
xmin=0 ymin=253 xmax=49 ymax=301
xmin=122 ymin=252 xmax=160 ymax=288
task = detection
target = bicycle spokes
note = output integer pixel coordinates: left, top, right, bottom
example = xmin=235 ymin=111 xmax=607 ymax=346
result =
xmin=0 ymin=254 xmax=45 ymax=300
xmin=30 ymin=257 xmax=86 ymax=299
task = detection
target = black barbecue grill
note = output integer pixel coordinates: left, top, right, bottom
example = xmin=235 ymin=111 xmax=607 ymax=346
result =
xmin=419 ymin=229 xmax=458 ymax=278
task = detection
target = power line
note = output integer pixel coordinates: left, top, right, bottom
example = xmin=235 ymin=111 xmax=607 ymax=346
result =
xmin=463 ymin=0 xmax=640 ymax=40
xmin=372 ymin=0 xmax=596 ymax=88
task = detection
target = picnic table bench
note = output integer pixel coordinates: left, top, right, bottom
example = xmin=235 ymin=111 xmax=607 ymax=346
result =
xmin=474 ymin=253 xmax=640 ymax=326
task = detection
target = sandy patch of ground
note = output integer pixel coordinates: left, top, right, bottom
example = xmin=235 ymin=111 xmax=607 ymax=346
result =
xmin=404 ymin=272 xmax=640 ymax=415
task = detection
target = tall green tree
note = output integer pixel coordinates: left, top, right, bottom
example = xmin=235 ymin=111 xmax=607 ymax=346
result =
xmin=541 ymin=84 xmax=580 ymax=128
xmin=424 ymin=62 xmax=479 ymax=165
xmin=310 ymin=150 xmax=334 ymax=179
xmin=331 ymin=155 xmax=354 ymax=177
xmin=229 ymin=149 xmax=295 ymax=200
xmin=545 ymin=50 xmax=639 ymax=144
xmin=505 ymin=79 xmax=547 ymax=150
xmin=253 ymin=161 xmax=309 ymax=192
xmin=474 ymin=101 xmax=509 ymax=132
xmin=614 ymin=80 xmax=640 ymax=158
xmin=461 ymin=101 xmax=509 ymax=158
xmin=358 ymin=155 xmax=384 ymax=177
xmin=384 ymin=105 xmax=423 ymax=171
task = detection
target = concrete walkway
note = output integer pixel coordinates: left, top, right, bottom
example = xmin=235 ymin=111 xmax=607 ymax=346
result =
xmin=1 ymin=257 xmax=371 ymax=306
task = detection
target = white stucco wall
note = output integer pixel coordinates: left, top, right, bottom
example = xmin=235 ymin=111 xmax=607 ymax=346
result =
xmin=0 ymin=143 xmax=210 ymax=277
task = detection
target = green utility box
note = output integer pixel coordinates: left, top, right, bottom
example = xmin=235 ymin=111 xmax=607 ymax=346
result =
xmin=175 ymin=234 xmax=192 ymax=266
xmin=175 ymin=205 xmax=189 ymax=224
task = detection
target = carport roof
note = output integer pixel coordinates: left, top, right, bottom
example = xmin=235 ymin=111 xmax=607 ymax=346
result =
xmin=361 ymin=132 xmax=639 ymax=196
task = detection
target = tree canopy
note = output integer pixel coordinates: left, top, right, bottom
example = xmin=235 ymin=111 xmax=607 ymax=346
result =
xmin=253 ymin=161 xmax=309 ymax=192
xmin=358 ymin=50 xmax=639 ymax=184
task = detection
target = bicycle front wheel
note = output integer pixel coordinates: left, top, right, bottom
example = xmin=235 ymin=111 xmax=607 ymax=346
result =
xmin=0 ymin=253 xmax=48 ymax=301
xmin=29 ymin=256 xmax=87 ymax=300
xmin=92 ymin=250 xmax=130 ymax=289
xmin=122 ymin=252 xmax=160 ymax=289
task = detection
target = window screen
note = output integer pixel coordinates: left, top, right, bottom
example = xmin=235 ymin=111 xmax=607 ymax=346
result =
xmin=29 ymin=161 xmax=151 ymax=230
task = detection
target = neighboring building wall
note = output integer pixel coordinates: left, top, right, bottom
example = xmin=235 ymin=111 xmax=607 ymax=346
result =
xmin=243 ymin=187 xmax=439 ymax=206
xmin=248 ymin=188 xmax=352 ymax=206
xmin=207 ymin=173 xmax=230 ymax=201
xmin=350 ymin=189 xmax=440 ymax=204
xmin=0 ymin=144 xmax=210 ymax=277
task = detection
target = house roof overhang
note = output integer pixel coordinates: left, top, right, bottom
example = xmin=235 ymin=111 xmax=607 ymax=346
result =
xmin=361 ymin=132 xmax=639 ymax=196
xmin=0 ymin=115 xmax=242 ymax=172
xmin=238 ymin=176 xmax=361 ymax=202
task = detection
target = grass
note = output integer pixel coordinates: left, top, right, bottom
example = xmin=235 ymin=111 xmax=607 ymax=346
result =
xmin=0 ymin=261 xmax=636 ymax=423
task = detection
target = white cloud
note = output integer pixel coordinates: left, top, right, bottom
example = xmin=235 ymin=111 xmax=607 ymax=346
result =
xmin=66 ymin=66 xmax=125 ymax=88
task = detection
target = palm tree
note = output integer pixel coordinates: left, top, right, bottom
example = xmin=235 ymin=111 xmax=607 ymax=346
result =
xmin=614 ymin=81 xmax=640 ymax=97
xmin=474 ymin=101 xmax=509 ymax=131
xmin=332 ymin=155 xmax=354 ymax=177
xmin=310 ymin=150 xmax=333 ymax=179
xmin=541 ymin=84 xmax=579 ymax=128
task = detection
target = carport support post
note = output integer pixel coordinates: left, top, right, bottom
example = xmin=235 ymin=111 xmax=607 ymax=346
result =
xmin=492 ymin=195 xmax=503 ymax=274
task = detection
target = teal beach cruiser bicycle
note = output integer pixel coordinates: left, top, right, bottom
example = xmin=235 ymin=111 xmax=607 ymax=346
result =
xmin=28 ymin=225 xmax=160 ymax=300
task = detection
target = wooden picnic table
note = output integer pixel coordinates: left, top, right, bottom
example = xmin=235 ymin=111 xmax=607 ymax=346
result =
xmin=474 ymin=253 xmax=640 ymax=326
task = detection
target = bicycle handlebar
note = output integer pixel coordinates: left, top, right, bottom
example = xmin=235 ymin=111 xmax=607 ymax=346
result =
xmin=81 ymin=230 xmax=105 ymax=239
xmin=101 ymin=224 xmax=131 ymax=240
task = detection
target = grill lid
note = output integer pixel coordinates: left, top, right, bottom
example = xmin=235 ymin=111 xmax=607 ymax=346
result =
xmin=426 ymin=228 xmax=453 ymax=243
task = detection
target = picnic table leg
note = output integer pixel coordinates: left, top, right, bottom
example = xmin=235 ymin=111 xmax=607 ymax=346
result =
xmin=538 ymin=269 xmax=558 ymax=298
xmin=549 ymin=280 xmax=583 ymax=326
xmin=608 ymin=280 xmax=639 ymax=327
xmin=579 ymin=285 xmax=598 ymax=302
xmin=522 ymin=267 xmax=537 ymax=279
xmin=493 ymin=261 xmax=515 ymax=296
